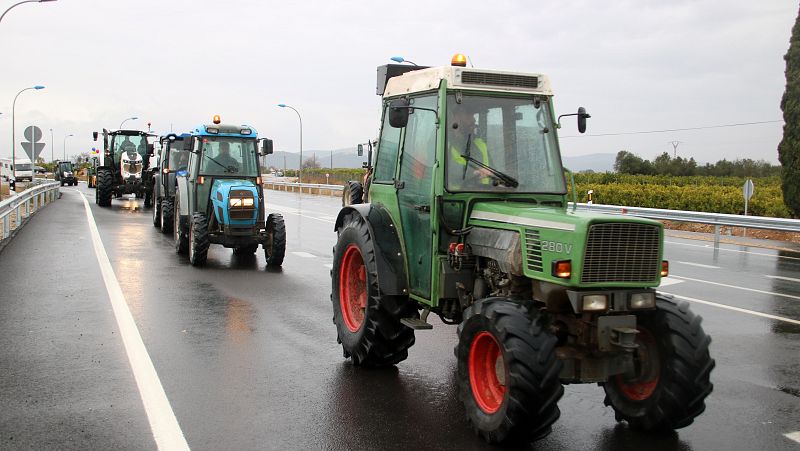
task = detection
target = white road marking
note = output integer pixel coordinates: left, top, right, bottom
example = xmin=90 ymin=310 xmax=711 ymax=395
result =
xmin=78 ymin=192 xmax=190 ymax=451
xmin=665 ymin=239 xmax=800 ymax=261
xmin=675 ymin=261 xmax=720 ymax=269
xmin=266 ymin=203 xmax=335 ymax=224
xmin=658 ymin=277 xmax=684 ymax=287
xmin=785 ymin=431 xmax=800 ymax=444
xmin=292 ymin=251 xmax=316 ymax=258
xmin=671 ymin=274 xmax=800 ymax=302
xmin=659 ymin=291 xmax=800 ymax=326
xmin=766 ymin=275 xmax=800 ymax=284
xmin=323 ymin=263 xmax=333 ymax=269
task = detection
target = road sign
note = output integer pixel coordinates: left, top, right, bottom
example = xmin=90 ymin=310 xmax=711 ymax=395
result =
xmin=21 ymin=125 xmax=46 ymax=161
xmin=743 ymin=179 xmax=754 ymax=201
xmin=24 ymin=126 xmax=43 ymax=143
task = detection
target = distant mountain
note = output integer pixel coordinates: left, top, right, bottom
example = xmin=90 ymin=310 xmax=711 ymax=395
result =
xmin=264 ymin=149 xmax=616 ymax=173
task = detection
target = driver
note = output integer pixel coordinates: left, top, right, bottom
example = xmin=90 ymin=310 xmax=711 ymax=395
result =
xmin=119 ymin=136 xmax=136 ymax=153
xmin=448 ymin=108 xmax=492 ymax=187
xmin=215 ymin=141 xmax=239 ymax=170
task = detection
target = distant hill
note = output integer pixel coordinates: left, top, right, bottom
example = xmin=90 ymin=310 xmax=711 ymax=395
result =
xmin=265 ymin=149 xmax=616 ymax=173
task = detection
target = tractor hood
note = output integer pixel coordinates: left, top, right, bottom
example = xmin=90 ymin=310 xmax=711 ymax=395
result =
xmin=467 ymin=201 xmax=664 ymax=288
xmin=209 ymin=178 xmax=260 ymax=226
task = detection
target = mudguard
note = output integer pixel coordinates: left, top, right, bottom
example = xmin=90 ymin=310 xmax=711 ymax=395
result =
xmin=335 ymin=203 xmax=408 ymax=296
xmin=176 ymin=176 xmax=190 ymax=231
xmin=209 ymin=179 xmax=260 ymax=226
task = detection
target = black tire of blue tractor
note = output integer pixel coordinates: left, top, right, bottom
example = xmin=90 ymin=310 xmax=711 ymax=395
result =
xmin=331 ymin=212 xmax=418 ymax=367
xmin=152 ymin=196 xmax=161 ymax=227
xmin=264 ymin=213 xmax=286 ymax=267
xmin=601 ymin=295 xmax=715 ymax=432
xmin=174 ymin=196 xmax=188 ymax=255
xmin=97 ymin=169 xmax=113 ymax=207
xmin=160 ymin=198 xmax=173 ymax=234
xmin=233 ymin=244 xmax=258 ymax=255
xmin=342 ymin=181 xmax=363 ymax=207
xmin=457 ymin=298 xmax=563 ymax=444
xmin=189 ymin=213 xmax=210 ymax=267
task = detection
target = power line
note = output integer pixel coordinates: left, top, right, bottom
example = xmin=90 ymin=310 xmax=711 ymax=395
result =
xmin=560 ymin=120 xmax=782 ymax=138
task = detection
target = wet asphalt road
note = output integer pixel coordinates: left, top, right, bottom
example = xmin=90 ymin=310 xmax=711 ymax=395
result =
xmin=1 ymin=184 xmax=799 ymax=450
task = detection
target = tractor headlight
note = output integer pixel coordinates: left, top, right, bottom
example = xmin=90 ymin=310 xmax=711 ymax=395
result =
xmin=229 ymin=197 xmax=254 ymax=207
xmin=629 ymin=292 xmax=655 ymax=309
xmin=581 ymin=294 xmax=608 ymax=311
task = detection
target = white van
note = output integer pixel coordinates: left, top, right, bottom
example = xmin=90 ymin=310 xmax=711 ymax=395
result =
xmin=0 ymin=157 xmax=34 ymax=182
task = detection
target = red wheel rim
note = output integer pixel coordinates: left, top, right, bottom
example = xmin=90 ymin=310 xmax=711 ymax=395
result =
xmin=339 ymin=244 xmax=367 ymax=332
xmin=469 ymin=331 xmax=506 ymax=414
xmin=616 ymin=327 xmax=660 ymax=401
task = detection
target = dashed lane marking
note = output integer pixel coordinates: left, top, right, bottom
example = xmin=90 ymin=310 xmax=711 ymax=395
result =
xmin=766 ymin=275 xmax=800 ymax=284
xmin=665 ymin=240 xmax=800 ymax=261
xmin=785 ymin=431 xmax=800 ymax=444
xmin=671 ymin=274 xmax=800 ymax=302
xmin=78 ymin=192 xmax=190 ymax=451
xmin=292 ymin=251 xmax=316 ymax=258
xmin=266 ymin=203 xmax=335 ymax=224
xmin=659 ymin=291 xmax=800 ymax=326
xmin=675 ymin=261 xmax=720 ymax=269
xmin=658 ymin=277 xmax=684 ymax=287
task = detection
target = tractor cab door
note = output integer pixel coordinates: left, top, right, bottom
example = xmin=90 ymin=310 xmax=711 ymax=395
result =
xmin=395 ymin=94 xmax=438 ymax=300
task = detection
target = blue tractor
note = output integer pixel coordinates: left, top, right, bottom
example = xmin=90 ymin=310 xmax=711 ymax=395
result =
xmin=172 ymin=117 xmax=285 ymax=267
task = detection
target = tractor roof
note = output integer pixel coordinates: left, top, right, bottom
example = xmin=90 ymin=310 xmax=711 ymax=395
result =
xmin=382 ymin=65 xmax=552 ymax=98
xmin=191 ymin=123 xmax=258 ymax=138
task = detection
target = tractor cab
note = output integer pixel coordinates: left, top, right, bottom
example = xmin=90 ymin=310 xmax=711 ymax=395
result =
xmin=152 ymin=133 xmax=191 ymax=232
xmin=92 ymin=128 xmax=157 ymax=206
xmin=54 ymin=160 xmax=77 ymax=186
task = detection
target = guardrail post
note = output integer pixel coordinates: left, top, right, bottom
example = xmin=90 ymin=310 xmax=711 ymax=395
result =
xmin=2 ymin=215 xmax=8 ymax=239
xmin=15 ymin=205 xmax=21 ymax=226
xmin=713 ymin=225 xmax=720 ymax=249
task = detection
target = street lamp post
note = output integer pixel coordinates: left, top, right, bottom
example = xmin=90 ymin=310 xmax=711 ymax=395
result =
xmin=12 ymin=85 xmax=45 ymax=182
xmin=49 ymin=128 xmax=53 ymax=162
xmin=0 ymin=0 xmax=57 ymax=25
xmin=119 ymin=116 xmax=138 ymax=129
xmin=277 ymin=104 xmax=303 ymax=183
xmin=63 ymin=133 xmax=73 ymax=160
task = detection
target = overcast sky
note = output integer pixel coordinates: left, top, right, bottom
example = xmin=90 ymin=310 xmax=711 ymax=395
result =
xmin=0 ymin=0 xmax=796 ymax=164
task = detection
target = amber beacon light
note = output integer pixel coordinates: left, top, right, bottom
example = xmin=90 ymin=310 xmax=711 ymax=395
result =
xmin=451 ymin=53 xmax=468 ymax=67
xmin=213 ymin=115 xmax=221 ymax=124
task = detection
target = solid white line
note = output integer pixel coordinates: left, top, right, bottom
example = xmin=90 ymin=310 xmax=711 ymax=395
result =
xmin=292 ymin=251 xmax=316 ymax=258
xmin=675 ymin=261 xmax=720 ymax=269
xmin=659 ymin=291 xmax=800 ymax=326
xmin=785 ymin=431 xmax=800 ymax=444
xmin=658 ymin=277 xmax=684 ymax=287
xmin=671 ymin=274 xmax=800 ymax=302
xmin=766 ymin=275 xmax=800 ymax=284
xmin=666 ymin=239 xmax=800 ymax=261
xmin=79 ymin=192 xmax=190 ymax=451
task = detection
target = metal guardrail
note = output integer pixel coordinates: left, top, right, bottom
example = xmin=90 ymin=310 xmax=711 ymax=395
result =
xmin=0 ymin=181 xmax=60 ymax=240
xmin=262 ymin=181 xmax=800 ymax=240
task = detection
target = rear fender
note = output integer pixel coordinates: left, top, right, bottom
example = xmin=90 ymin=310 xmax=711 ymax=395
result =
xmin=335 ymin=204 xmax=408 ymax=296
xmin=176 ymin=176 xmax=189 ymax=220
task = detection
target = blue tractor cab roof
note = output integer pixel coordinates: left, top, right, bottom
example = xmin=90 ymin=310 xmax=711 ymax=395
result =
xmin=159 ymin=132 xmax=191 ymax=142
xmin=191 ymin=123 xmax=258 ymax=138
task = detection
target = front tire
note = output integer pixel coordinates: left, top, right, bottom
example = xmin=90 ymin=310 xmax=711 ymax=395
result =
xmin=264 ymin=213 xmax=286 ymax=267
xmin=97 ymin=169 xmax=113 ymax=207
xmin=457 ymin=299 xmax=563 ymax=444
xmin=161 ymin=198 xmax=174 ymax=234
xmin=602 ymin=295 xmax=714 ymax=431
xmin=331 ymin=212 xmax=417 ymax=367
xmin=188 ymin=213 xmax=210 ymax=267
xmin=152 ymin=196 xmax=161 ymax=227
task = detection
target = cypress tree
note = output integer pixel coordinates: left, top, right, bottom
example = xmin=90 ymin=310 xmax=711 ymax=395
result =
xmin=778 ymin=6 xmax=800 ymax=217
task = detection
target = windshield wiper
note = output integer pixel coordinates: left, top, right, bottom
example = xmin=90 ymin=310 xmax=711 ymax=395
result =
xmin=203 ymin=154 xmax=229 ymax=170
xmin=459 ymin=147 xmax=519 ymax=188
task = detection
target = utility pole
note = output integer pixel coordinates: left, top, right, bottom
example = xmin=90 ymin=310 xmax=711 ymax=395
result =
xmin=330 ymin=150 xmax=333 ymax=168
xmin=668 ymin=140 xmax=683 ymax=158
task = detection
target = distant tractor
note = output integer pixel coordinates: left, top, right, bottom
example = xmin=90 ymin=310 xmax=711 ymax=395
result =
xmin=91 ymin=129 xmax=157 ymax=206
xmin=152 ymin=133 xmax=189 ymax=233
xmin=330 ymin=55 xmax=714 ymax=445
xmin=173 ymin=116 xmax=286 ymax=267
xmin=54 ymin=160 xmax=78 ymax=186
xmin=342 ymin=139 xmax=375 ymax=207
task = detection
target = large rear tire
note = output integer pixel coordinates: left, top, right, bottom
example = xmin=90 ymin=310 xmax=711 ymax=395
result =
xmin=161 ymin=198 xmax=174 ymax=234
xmin=264 ymin=213 xmax=286 ymax=267
xmin=189 ymin=213 xmax=210 ymax=267
xmin=457 ymin=299 xmax=563 ymax=444
xmin=97 ymin=169 xmax=113 ymax=207
xmin=602 ymin=295 xmax=714 ymax=431
xmin=174 ymin=195 xmax=188 ymax=255
xmin=342 ymin=181 xmax=363 ymax=207
xmin=331 ymin=212 xmax=417 ymax=367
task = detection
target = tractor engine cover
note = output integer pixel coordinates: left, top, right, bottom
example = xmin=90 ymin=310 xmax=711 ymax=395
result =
xmin=210 ymin=179 xmax=260 ymax=227
xmin=121 ymin=150 xmax=143 ymax=180
xmin=466 ymin=227 xmax=523 ymax=276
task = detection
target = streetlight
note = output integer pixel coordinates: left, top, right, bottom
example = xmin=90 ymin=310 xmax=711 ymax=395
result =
xmin=12 ymin=85 xmax=45 ymax=181
xmin=63 ymin=133 xmax=73 ymax=160
xmin=277 ymin=104 xmax=303 ymax=183
xmin=0 ymin=0 xmax=57 ymax=25
xmin=49 ymin=128 xmax=53 ymax=162
xmin=119 ymin=116 xmax=138 ymax=129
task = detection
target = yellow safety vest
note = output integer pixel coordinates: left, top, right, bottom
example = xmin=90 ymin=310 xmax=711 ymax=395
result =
xmin=450 ymin=137 xmax=491 ymax=185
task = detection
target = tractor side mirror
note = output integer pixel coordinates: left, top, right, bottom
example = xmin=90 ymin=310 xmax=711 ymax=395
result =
xmin=389 ymin=98 xmax=410 ymax=128
xmin=357 ymin=144 xmax=363 ymax=156
xmin=577 ymin=107 xmax=591 ymax=134
xmin=92 ymin=131 xmax=98 ymax=141
xmin=260 ymin=138 xmax=274 ymax=156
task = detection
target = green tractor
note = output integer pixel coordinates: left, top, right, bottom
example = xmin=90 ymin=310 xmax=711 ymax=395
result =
xmin=330 ymin=55 xmax=714 ymax=444
xmin=173 ymin=117 xmax=286 ymax=267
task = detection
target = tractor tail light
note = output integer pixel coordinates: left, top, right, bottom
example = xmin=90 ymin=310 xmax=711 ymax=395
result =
xmin=552 ymin=260 xmax=571 ymax=279
xmin=661 ymin=261 xmax=669 ymax=277
xmin=256 ymin=176 xmax=262 ymax=185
